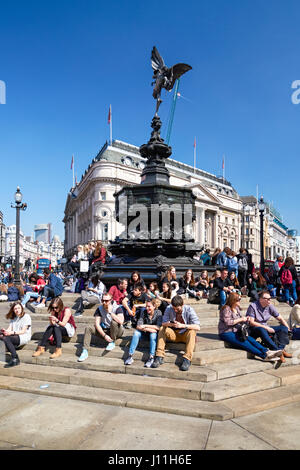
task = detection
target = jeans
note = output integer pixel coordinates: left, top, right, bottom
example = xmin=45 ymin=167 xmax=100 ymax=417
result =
xmin=220 ymin=290 xmax=227 ymax=306
xmin=41 ymin=286 xmax=55 ymax=300
xmin=292 ymin=328 xmax=300 ymax=340
xmin=283 ymin=281 xmax=297 ymax=303
xmin=40 ymin=324 xmax=68 ymax=348
xmin=249 ymin=325 xmax=288 ymax=350
xmin=21 ymin=291 xmax=39 ymax=306
xmin=129 ymin=330 xmax=157 ymax=356
xmin=219 ymin=331 xmax=268 ymax=359
xmin=0 ymin=334 xmax=20 ymax=359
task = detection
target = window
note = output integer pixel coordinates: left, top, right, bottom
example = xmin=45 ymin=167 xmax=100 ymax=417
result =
xmin=232 ymin=219 xmax=235 ymax=225
xmin=225 ymin=217 xmax=228 ymax=224
xmin=101 ymin=223 xmax=109 ymax=241
xmin=245 ymin=215 xmax=250 ymax=222
xmin=230 ymin=240 xmax=234 ymax=250
xmin=101 ymin=192 xmax=106 ymax=201
xmin=245 ymin=228 xmax=249 ymax=235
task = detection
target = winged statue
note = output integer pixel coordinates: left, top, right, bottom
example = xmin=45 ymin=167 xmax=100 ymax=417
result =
xmin=151 ymin=46 xmax=192 ymax=115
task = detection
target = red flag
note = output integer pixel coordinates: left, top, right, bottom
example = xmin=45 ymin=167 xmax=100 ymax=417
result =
xmin=108 ymin=105 xmax=111 ymax=124
xmin=71 ymin=154 xmax=74 ymax=170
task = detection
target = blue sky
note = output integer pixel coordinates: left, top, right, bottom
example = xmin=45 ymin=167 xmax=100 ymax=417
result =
xmin=1 ymin=0 xmax=300 ymax=241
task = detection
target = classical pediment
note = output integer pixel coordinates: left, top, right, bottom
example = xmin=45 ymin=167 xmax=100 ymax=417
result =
xmin=187 ymin=183 xmax=222 ymax=205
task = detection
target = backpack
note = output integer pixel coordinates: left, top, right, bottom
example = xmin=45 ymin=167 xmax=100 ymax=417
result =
xmin=238 ymin=256 xmax=248 ymax=271
xmin=208 ymin=287 xmax=220 ymax=304
xmin=281 ymin=268 xmax=293 ymax=285
xmin=227 ymin=257 xmax=238 ymax=271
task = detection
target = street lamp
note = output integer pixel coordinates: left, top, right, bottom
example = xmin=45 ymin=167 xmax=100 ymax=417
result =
xmin=11 ymin=186 xmax=27 ymax=285
xmin=258 ymin=196 xmax=265 ymax=274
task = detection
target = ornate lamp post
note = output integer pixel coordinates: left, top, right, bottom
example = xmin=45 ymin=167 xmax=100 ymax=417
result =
xmin=11 ymin=187 xmax=27 ymax=285
xmin=258 ymin=196 xmax=265 ymax=274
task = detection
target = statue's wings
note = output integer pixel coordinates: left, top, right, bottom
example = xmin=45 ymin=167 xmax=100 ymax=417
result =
xmin=151 ymin=46 xmax=166 ymax=72
xmin=166 ymin=63 xmax=192 ymax=90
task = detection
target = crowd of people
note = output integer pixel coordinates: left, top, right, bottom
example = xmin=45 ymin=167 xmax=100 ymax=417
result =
xmin=0 ymin=245 xmax=299 ymax=371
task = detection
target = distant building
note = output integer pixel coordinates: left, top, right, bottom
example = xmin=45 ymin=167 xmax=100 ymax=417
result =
xmin=34 ymin=223 xmax=52 ymax=244
xmin=0 ymin=211 xmax=6 ymax=263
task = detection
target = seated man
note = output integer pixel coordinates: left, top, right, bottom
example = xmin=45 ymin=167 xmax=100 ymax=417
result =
xmin=35 ymin=268 xmax=63 ymax=307
xmin=121 ymin=283 xmax=150 ymax=328
xmin=78 ymin=292 xmax=124 ymax=361
xmin=124 ymin=299 xmax=162 ymax=368
xmin=108 ymin=278 xmax=128 ymax=305
xmin=152 ymin=295 xmax=200 ymax=372
xmin=246 ymin=290 xmax=292 ymax=363
xmin=213 ymin=268 xmax=233 ymax=306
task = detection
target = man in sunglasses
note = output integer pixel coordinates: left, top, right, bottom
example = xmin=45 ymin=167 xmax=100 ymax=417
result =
xmin=246 ymin=290 xmax=292 ymax=362
xmin=77 ymin=293 xmax=124 ymax=361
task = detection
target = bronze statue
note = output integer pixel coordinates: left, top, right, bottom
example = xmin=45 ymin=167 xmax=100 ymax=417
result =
xmin=151 ymin=46 xmax=192 ymax=115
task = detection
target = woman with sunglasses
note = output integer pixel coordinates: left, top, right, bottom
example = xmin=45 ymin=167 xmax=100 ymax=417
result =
xmin=32 ymin=297 xmax=76 ymax=359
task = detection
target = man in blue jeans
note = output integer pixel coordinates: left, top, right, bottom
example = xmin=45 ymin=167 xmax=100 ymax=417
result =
xmin=246 ymin=290 xmax=292 ymax=363
xmin=213 ymin=268 xmax=234 ymax=306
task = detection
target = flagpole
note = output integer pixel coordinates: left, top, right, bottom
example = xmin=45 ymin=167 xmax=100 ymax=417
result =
xmin=109 ymin=105 xmax=112 ymax=145
xmin=73 ymin=156 xmax=75 ymax=188
xmin=222 ymin=154 xmax=225 ymax=183
xmin=193 ymin=137 xmax=196 ymax=173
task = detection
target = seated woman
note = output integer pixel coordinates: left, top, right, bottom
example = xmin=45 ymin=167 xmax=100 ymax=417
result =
xmin=73 ymin=275 xmax=106 ymax=316
xmin=178 ymin=269 xmax=202 ymax=299
xmin=208 ymin=270 xmax=221 ymax=289
xmin=0 ymin=283 xmax=8 ymax=302
xmin=160 ymin=266 xmax=179 ymax=292
xmin=89 ymin=241 xmax=107 ymax=273
xmin=288 ymin=295 xmax=300 ymax=340
xmin=0 ymin=301 xmax=32 ymax=368
xmin=156 ymin=281 xmax=174 ymax=315
xmin=128 ymin=271 xmax=146 ymax=293
xmin=218 ymin=292 xmax=282 ymax=362
xmin=196 ymin=270 xmax=210 ymax=298
xmin=32 ymin=297 xmax=76 ymax=359
xmin=124 ymin=299 xmax=162 ymax=368
xmin=146 ymin=281 xmax=160 ymax=299
xmin=247 ymin=270 xmax=267 ymax=301
xmin=227 ymin=272 xmax=241 ymax=294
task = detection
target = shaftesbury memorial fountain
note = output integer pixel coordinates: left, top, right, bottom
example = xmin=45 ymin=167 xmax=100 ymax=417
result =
xmin=104 ymin=47 xmax=203 ymax=285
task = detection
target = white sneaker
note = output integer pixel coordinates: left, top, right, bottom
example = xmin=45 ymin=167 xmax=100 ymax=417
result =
xmin=266 ymin=350 xmax=283 ymax=359
xmin=263 ymin=356 xmax=280 ymax=362
xmin=38 ymin=303 xmax=45 ymax=308
xmin=144 ymin=356 xmax=154 ymax=368
xmin=105 ymin=341 xmax=115 ymax=351
xmin=124 ymin=355 xmax=134 ymax=365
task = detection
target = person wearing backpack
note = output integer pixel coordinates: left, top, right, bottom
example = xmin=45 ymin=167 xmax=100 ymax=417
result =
xmin=279 ymin=258 xmax=298 ymax=306
xmin=225 ymin=250 xmax=239 ymax=277
xmin=237 ymin=248 xmax=248 ymax=288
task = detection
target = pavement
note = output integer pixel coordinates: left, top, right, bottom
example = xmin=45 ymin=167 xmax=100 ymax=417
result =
xmin=0 ymin=299 xmax=300 ymax=450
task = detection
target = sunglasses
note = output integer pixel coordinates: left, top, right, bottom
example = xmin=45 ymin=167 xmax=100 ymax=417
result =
xmin=102 ymin=299 xmax=111 ymax=303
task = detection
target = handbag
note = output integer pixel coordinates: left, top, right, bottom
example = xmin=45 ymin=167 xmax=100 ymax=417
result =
xmin=208 ymin=288 xmax=220 ymax=304
xmin=236 ymin=323 xmax=250 ymax=342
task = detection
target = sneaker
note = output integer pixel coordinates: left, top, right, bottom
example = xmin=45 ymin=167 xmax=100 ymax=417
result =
xmin=78 ymin=349 xmax=89 ymax=362
xmin=38 ymin=303 xmax=45 ymax=308
xmin=151 ymin=356 xmax=164 ymax=368
xmin=266 ymin=349 xmax=283 ymax=359
xmin=144 ymin=355 xmax=154 ymax=368
xmin=124 ymin=355 xmax=134 ymax=365
xmin=105 ymin=341 xmax=115 ymax=351
xmin=74 ymin=312 xmax=83 ymax=317
xmin=263 ymin=356 xmax=280 ymax=362
xmin=124 ymin=321 xmax=132 ymax=329
xmin=180 ymin=357 xmax=191 ymax=371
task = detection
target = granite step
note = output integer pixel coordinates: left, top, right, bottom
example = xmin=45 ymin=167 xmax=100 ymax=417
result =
xmin=0 ymin=374 xmax=233 ymax=421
